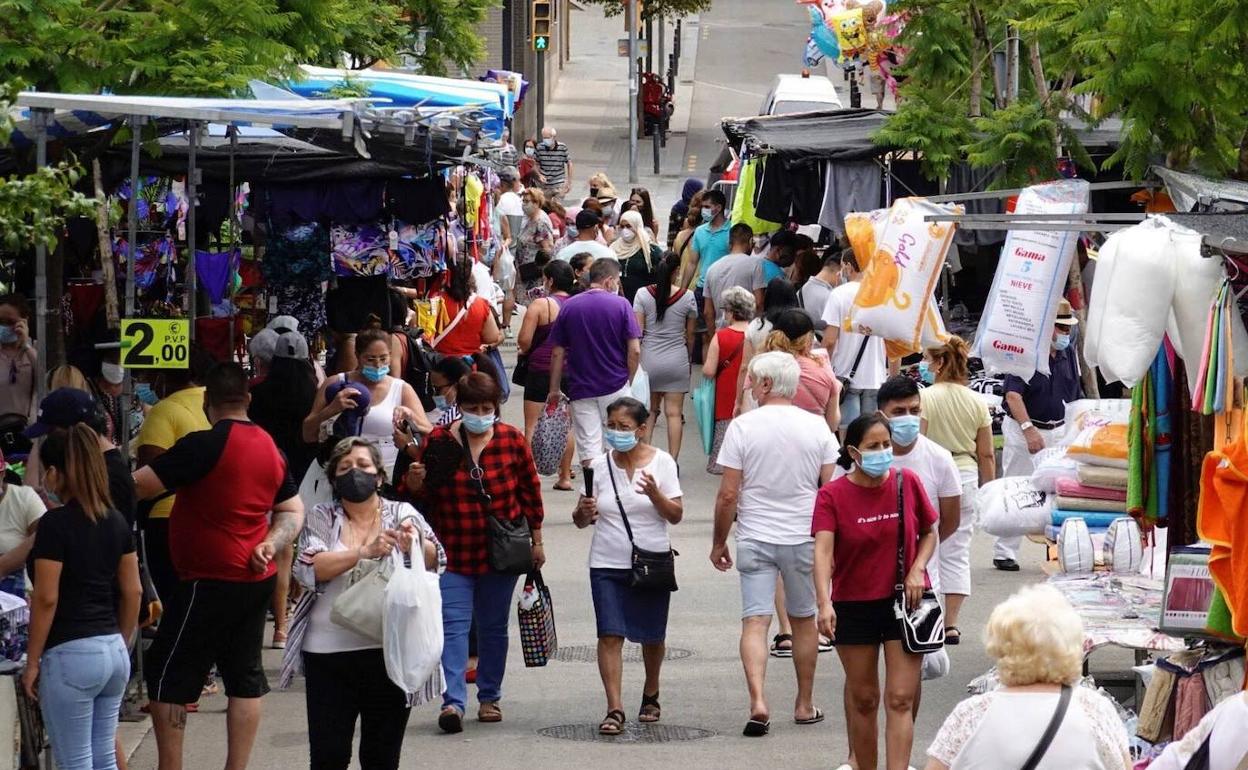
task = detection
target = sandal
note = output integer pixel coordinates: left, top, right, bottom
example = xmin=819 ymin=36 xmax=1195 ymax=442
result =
xmin=438 ymin=707 xmax=464 ymax=734
xmin=795 ymin=707 xmax=825 ymax=725
xmin=818 ymin=635 xmax=834 ymax=653
xmin=639 ymin=691 xmax=661 ymax=723
xmin=742 ymin=715 xmax=770 ymax=737
xmin=599 ymin=709 xmax=626 ymax=735
xmin=271 ymin=628 xmax=288 ymax=649
xmin=769 ymin=633 xmax=794 ymax=658
xmin=552 ymin=480 xmax=574 ymax=491
xmin=945 ymin=626 xmax=961 ymax=645
xmin=478 ymin=702 xmax=502 ymax=723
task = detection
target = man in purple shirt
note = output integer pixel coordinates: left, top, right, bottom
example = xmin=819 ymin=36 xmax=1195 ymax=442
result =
xmin=547 ymin=259 xmax=642 ymax=466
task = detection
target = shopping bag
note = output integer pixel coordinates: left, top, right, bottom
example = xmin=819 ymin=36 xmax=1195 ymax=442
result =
xmin=532 ymin=400 xmax=571 ymax=476
xmin=630 ymin=366 xmax=651 ymax=406
xmin=517 ymin=570 xmax=557 ymax=667
xmin=487 ymin=347 xmax=510 ymax=402
xmin=382 ymin=550 xmax=444 ymax=697
xmin=692 ymin=374 xmax=716 ymax=455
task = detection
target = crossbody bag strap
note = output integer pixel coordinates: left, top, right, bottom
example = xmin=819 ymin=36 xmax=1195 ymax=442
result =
xmin=432 ymin=293 xmax=477 ymax=348
xmin=456 ymin=424 xmax=495 ymax=511
xmin=845 ymin=335 xmax=871 ymax=382
xmin=894 ymin=471 xmax=907 ymax=595
xmin=1020 ymin=685 xmax=1073 ymax=770
xmin=605 ymin=458 xmax=636 ymax=544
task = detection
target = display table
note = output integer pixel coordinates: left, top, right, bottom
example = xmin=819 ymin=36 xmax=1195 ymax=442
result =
xmin=1048 ymin=574 xmax=1186 ymax=658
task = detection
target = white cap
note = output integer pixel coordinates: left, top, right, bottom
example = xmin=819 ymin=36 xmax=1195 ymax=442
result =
xmin=249 ymin=328 xmax=280 ymax=363
xmin=272 ymin=331 xmax=309 ymax=361
xmin=267 ymin=315 xmax=299 ymax=334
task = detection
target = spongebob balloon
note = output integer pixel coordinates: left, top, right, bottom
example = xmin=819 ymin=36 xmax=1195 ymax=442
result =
xmin=832 ymin=8 xmax=868 ymax=60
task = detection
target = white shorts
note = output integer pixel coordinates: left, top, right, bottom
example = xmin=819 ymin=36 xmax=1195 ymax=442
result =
xmin=570 ymin=386 xmax=632 ymax=464
xmin=938 ymin=472 xmax=978 ymax=596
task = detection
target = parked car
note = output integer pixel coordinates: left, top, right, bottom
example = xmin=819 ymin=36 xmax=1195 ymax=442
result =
xmin=760 ymin=72 xmax=843 ymax=115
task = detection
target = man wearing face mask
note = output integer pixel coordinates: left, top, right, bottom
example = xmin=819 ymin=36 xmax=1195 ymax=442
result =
xmin=687 ymin=189 xmax=731 ymax=290
xmin=555 ymin=209 xmax=616 ymax=264
xmin=534 ymin=127 xmax=572 ymax=201
xmin=134 ymin=363 xmax=304 ymax=770
xmin=994 ymin=298 xmax=1083 ymax=571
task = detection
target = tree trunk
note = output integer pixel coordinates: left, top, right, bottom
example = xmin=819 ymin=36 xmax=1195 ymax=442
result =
xmin=93 ymin=160 xmax=119 ymax=328
xmin=969 ymin=19 xmax=984 ymax=117
xmin=1237 ymin=125 xmax=1248 ymax=181
xmin=969 ymin=6 xmax=997 ymax=109
xmin=47 ymin=242 xmax=65 ymax=371
xmin=1028 ymin=39 xmax=1049 ymax=104
xmin=1004 ymin=24 xmax=1019 ymax=106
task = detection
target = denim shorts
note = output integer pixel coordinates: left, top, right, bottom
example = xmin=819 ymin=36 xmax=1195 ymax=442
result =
xmin=590 ymin=568 xmax=671 ymax=645
xmin=839 ymin=388 xmax=879 ymax=429
xmin=736 ymin=539 xmax=817 ymax=620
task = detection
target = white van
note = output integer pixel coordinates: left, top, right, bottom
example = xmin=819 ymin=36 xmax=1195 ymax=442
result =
xmin=760 ymin=73 xmax=843 ymax=116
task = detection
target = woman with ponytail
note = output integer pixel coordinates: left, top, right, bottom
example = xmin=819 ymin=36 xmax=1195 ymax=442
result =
xmin=918 ymin=335 xmax=994 ymax=642
xmin=633 ymin=251 xmax=697 ymax=460
xmin=763 ymin=308 xmax=840 ymax=433
xmin=24 ymin=424 xmax=141 ymax=770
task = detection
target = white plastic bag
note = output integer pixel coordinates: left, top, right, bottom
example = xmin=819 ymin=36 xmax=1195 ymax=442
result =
xmin=1057 ymin=518 xmax=1095 ymax=574
xmin=976 ymin=477 xmax=1052 ymax=537
xmin=630 ymin=367 xmax=651 ymax=407
xmin=383 ymin=549 xmax=444 ymax=697
xmin=921 ymin=648 xmax=950 ymax=681
xmin=1103 ymin=517 xmax=1144 ymax=573
xmin=1030 ymin=447 xmax=1078 ymax=493
xmin=497 ymin=244 xmax=517 ymax=289
xmin=1084 ymin=219 xmax=1177 ymax=386
xmin=1164 ymin=220 xmax=1248 ymax=388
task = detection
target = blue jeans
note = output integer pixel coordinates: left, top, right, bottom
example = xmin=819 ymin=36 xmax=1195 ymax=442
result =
xmin=439 ymin=571 xmax=520 ymax=713
xmin=39 ymin=634 xmax=130 ymax=770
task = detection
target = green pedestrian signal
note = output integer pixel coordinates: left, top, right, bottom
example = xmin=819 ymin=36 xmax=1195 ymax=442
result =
xmin=531 ymin=1 xmax=552 ymax=52
xmin=534 ymin=35 xmax=548 ymax=51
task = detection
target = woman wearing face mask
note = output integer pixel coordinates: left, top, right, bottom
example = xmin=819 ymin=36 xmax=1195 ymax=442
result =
xmin=279 ymin=436 xmax=444 ymax=770
xmin=24 ymin=424 xmax=141 ymax=770
xmin=517 ymin=261 xmax=577 ymax=489
xmin=303 ymin=329 xmax=431 ymax=483
xmin=514 ymin=187 xmax=556 ymax=303
xmin=573 ymin=397 xmax=682 ymax=735
xmin=667 ymin=179 xmax=704 ymax=249
xmin=612 ymin=210 xmax=664 ymax=303
xmin=917 ymin=336 xmax=993 ymax=643
xmin=518 ymin=138 xmax=539 ymax=182
xmin=87 ymin=357 xmax=126 ymax=446
xmin=0 ymin=294 xmax=37 ymax=427
xmin=812 ymin=413 xmax=938 ymax=770
xmin=405 ymin=373 xmax=545 ymax=734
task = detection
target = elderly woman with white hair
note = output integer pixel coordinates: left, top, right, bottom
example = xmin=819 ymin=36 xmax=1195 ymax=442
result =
xmin=924 ymin=584 xmax=1130 ymax=770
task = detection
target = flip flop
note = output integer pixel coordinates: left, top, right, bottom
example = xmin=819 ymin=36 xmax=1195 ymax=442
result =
xmin=742 ymin=716 xmax=770 ymax=737
xmin=945 ymin=626 xmax=961 ymax=645
xmin=795 ymin=707 xmax=825 ymax=725
xmin=769 ymin=633 xmax=794 ymax=658
xmin=552 ymin=481 xmax=574 ymax=491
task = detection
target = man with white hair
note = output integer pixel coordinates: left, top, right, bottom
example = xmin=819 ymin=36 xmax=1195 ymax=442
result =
xmin=534 ymin=126 xmax=571 ymax=201
xmin=710 ymin=351 xmax=840 ymax=736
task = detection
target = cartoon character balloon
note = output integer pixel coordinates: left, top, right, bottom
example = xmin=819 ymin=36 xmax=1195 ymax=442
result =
xmin=798 ymin=0 xmax=906 ymax=96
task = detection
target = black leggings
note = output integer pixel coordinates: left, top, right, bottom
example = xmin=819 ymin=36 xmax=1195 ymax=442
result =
xmin=303 ymin=649 xmax=411 ymax=770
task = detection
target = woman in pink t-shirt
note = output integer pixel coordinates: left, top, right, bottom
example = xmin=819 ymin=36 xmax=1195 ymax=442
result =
xmin=762 ymin=308 xmax=839 ymax=432
xmin=812 ymin=413 xmax=938 ymax=770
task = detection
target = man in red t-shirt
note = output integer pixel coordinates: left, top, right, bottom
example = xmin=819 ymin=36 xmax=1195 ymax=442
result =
xmin=134 ymin=363 xmax=303 ymax=770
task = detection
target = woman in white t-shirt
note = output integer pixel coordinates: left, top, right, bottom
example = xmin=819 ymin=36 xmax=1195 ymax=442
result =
xmin=925 ymin=584 xmax=1131 ymax=770
xmin=574 ymin=397 xmax=683 ymax=737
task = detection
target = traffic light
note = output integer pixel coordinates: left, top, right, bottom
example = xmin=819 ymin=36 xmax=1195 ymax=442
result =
xmin=531 ymin=1 xmax=552 ymax=52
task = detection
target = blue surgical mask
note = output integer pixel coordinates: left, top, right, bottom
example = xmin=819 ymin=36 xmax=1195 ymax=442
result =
xmin=856 ymin=447 xmax=894 ymax=478
xmin=889 ymin=415 xmax=921 ymax=446
xmin=604 ymin=428 xmax=639 ymax=452
xmin=135 ymin=382 xmax=159 ymax=406
xmin=700 ymin=207 xmax=714 ymax=223
xmin=433 ymin=394 xmax=450 ymax=410
xmin=1053 ymin=333 xmax=1071 ymax=352
xmin=45 ymin=488 xmax=62 ymax=506
xmin=361 ymin=365 xmax=389 ymax=382
xmin=461 ymin=411 xmax=496 ymax=435
xmin=0 ymin=325 xmax=16 ymax=345
xmin=918 ymin=361 xmax=935 ymax=385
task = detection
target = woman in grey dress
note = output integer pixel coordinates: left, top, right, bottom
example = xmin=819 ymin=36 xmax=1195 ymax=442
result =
xmin=633 ymin=252 xmax=698 ymax=461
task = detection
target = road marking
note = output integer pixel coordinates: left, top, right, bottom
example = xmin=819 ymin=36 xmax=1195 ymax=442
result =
xmin=686 ymin=154 xmax=698 ymax=172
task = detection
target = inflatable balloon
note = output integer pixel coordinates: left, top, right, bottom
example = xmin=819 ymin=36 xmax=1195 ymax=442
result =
xmin=807 ymin=6 xmax=841 ymax=63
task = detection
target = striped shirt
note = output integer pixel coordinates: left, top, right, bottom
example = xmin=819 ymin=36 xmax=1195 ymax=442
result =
xmin=279 ymin=498 xmax=447 ymax=705
xmin=534 ymin=141 xmax=570 ymax=188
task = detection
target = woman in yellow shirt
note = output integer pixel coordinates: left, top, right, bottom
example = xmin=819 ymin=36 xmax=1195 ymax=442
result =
xmin=918 ymin=336 xmax=995 ymax=642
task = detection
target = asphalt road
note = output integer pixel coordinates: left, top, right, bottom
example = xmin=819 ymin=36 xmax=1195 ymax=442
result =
xmin=126 ymin=4 xmax=1064 ymax=768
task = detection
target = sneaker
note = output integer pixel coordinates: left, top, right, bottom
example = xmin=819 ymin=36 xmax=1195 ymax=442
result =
xmin=992 ymin=558 xmax=1021 ymax=572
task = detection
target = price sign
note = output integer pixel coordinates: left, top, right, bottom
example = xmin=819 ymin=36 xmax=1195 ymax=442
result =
xmin=120 ymin=319 xmax=189 ymax=369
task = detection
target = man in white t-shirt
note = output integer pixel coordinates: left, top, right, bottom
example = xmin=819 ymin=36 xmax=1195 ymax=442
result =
xmin=555 ymin=209 xmax=617 ymax=264
xmin=821 ymin=250 xmax=888 ymax=436
xmin=711 ymin=352 xmax=840 ymax=734
xmin=495 ymin=167 xmax=525 ymax=331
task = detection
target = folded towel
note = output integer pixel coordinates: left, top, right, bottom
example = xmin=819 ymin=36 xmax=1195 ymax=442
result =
xmin=1077 ymin=465 xmax=1129 ymax=490
xmin=1055 ymin=478 xmax=1128 ymax=502
xmin=1051 ymin=509 xmax=1126 ymax=528
xmin=1054 ymin=495 xmax=1129 ymax=513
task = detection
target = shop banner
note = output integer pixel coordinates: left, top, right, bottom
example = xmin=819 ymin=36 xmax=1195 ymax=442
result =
xmin=843 ymin=198 xmax=959 ymax=355
xmin=974 ymin=179 xmax=1090 ymax=379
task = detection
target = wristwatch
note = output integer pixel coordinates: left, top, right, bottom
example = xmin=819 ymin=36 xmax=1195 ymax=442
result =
xmin=1019 ymin=420 xmax=1034 ymax=431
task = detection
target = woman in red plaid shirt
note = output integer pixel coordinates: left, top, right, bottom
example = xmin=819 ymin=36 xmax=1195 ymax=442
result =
xmin=405 ymin=372 xmax=545 ymax=734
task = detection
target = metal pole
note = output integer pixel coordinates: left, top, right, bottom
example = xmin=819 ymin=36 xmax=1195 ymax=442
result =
xmin=121 ymin=115 xmax=143 ymax=465
xmin=645 ymin=14 xmax=653 ymax=74
xmin=884 ymin=153 xmax=893 ymax=206
xmin=536 ymin=51 xmax=545 ymax=136
xmin=627 ymin=0 xmax=639 ymax=184
xmin=185 ymin=122 xmax=198 ymax=342
xmin=658 ymin=15 xmax=665 ymax=84
xmin=227 ymin=126 xmax=238 ymax=363
xmin=32 ymin=109 xmax=49 ymax=402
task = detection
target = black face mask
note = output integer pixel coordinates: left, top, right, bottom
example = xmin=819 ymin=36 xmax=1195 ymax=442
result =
xmin=334 ymin=468 xmax=379 ymax=503
xmin=590 ymin=186 xmax=600 ymax=197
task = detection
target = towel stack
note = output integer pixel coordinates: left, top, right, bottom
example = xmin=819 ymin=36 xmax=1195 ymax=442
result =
xmin=1050 ymin=463 xmax=1130 ymax=532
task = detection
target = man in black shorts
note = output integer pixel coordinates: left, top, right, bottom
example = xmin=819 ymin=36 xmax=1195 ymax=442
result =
xmin=134 ymin=363 xmax=303 ymax=770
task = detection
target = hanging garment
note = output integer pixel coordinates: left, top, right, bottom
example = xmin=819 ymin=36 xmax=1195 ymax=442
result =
xmin=262 ymin=223 xmax=332 ymax=285
xmin=67 ymin=283 xmax=105 ymax=330
xmin=274 ymin=282 xmax=328 ymax=338
xmin=732 ymin=157 xmax=783 ymax=234
xmin=256 ymin=181 xmax=387 ymax=229
xmin=1154 ymin=346 xmax=1174 ymax=523
xmin=464 ymin=174 xmax=484 ymax=230
xmin=326 ymin=275 xmax=392 ymax=334
xmin=194 ymin=250 xmax=239 ymax=305
xmin=331 ymin=225 xmax=393 ymax=277
xmin=385 ymin=177 xmax=451 ymax=224
xmin=1197 ymin=434 xmax=1248 ymax=638
xmin=194 ymin=317 xmax=244 ymax=364
xmin=817 ymin=161 xmax=884 ymax=235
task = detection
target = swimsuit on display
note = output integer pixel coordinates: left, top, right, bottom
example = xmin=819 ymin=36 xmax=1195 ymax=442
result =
xmin=194 ymin=249 xmax=239 ymax=305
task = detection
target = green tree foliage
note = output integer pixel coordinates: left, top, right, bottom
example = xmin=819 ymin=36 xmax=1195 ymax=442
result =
xmin=878 ymin=0 xmax=1248 ymax=182
xmin=409 ymin=0 xmax=501 ymax=77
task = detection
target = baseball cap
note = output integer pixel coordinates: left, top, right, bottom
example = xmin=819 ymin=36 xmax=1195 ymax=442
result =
xmin=25 ymin=388 xmax=98 ymax=438
xmin=498 ymin=166 xmax=520 ymax=183
xmin=273 ymin=330 xmax=309 ymax=361
xmin=248 ymin=328 xmax=280 ymax=363
xmin=575 ymin=209 xmax=601 ymax=230
xmin=267 ymin=315 xmax=300 ymax=335
xmin=324 ymin=379 xmax=372 ymax=438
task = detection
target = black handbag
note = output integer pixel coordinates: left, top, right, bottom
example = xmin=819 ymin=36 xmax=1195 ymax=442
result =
xmin=837 ymin=336 xmax=872 ymax=405
xmin=892 ymin=472 xmax=945 ymax=654
xmin=511 ymin=353 xmax=530 ymax=386
xmin=459 ymin=425 xmax=533 ymax=574
xmin=606 ymin=458 xmax=678 ymax=592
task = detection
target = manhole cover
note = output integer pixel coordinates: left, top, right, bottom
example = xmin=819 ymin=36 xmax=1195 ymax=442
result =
xmin=538 ymin=723 xmax=716 ymax=743
xmin=552 ymin=644 xmax=693 ymax=663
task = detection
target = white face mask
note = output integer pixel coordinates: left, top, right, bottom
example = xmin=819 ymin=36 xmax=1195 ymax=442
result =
xmin=100 ymin=362 xmax=124 ymax=385
xmin=620 ymin=229 xmax=637 ymax=244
